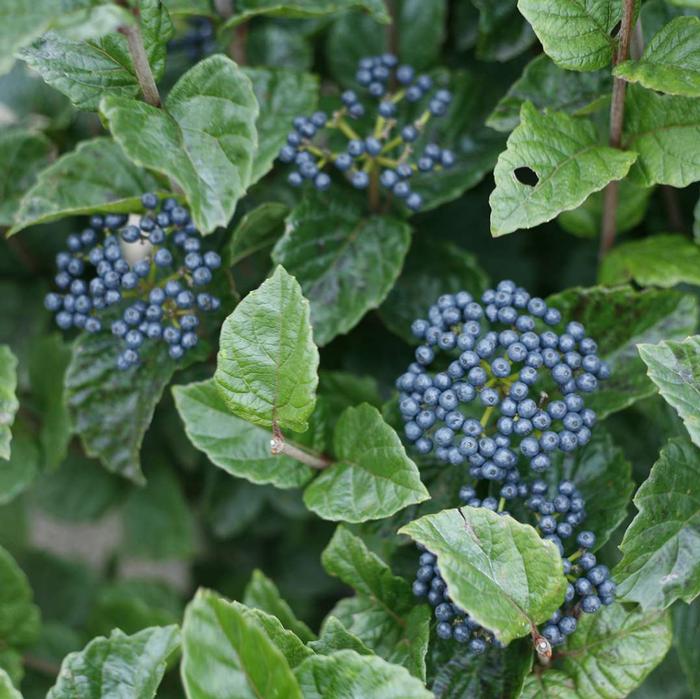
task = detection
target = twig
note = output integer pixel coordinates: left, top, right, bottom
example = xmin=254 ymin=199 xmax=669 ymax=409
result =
xmin=231 ymin=24 xmax=248 ymax=65
xmin=599 ymin=0 xmax=636 ymax=259
xmin=386 ymin=0 xmax=399 ymax=57
xmin=120 ymin=23 xmax=161 ymax=107
xmin=4 ymin=232 xmax=41 ymax=274
xmin=661 ymin=185 xmax=686 ymax=232
xmin=270 ymin=428 xmax=332 ymax=470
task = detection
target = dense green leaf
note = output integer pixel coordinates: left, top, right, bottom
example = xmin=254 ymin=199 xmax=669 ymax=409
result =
xmin=517 ymin=0 xmax=623 ymax=71
xmin=624 ymin=85 xmax=700 ymax=188
xmin=628 ymin=647 xmax=692 ymax=699
xmin=223 ymin=0 xmax=390 ymax=28
xmin=0 ymin=545 xmax=40 ymax=667
xmin=321 ymin=526 xmax=430 ymax=679
xmin=379 ymin=238 xmax=489 ymax=343
xmin=473 ymin=0 xmax=535 ymax=63
xmin=673 ymin=599 xmax=700 ymax=697
xmin=244 ymin=67 xmax=318 ymax=185
xmin=0 ymin=346 xmax=18 ymax=461
xmin=0 ymin=667 xmax=20 ymax=699
xmin=519 ymin=671 xmax=576 ymax=698
xmin=248 ymin=23 xmax=313 ymax=70
xmin=556 ymin=605 xmax=670 ymax=699
xmin=547 ymin=429 xmax=633 ymax=550
xmin=8 ymin=138 xmax=161 ymax=236
xmin=0 ymin=129 xmax=53 ymax=226
xmin=28 ymin=334 xmax=72 ymax=471
xmin=243 ymin=569 xmax=315 ymax=642
xmin=181 ymin=588 xmax=303 ymax=699
xmin=490 ymin=103 xmax=637 ymax=236
xmin=101 ymin=55 xmax=258 ymax=234
xmin=295 ymin=649 xmax=433 ymax=699
xmin=547 ymin=285 xmax=699 ymax=418
xmin=226 ymin=202 xmax=289 ymax=267
xmin=487 ymin=55 xmax=610 ymax=132
xmin=600 ymin=234 xmax=700 ymax=287
xmin=273 ymin=192 xmax=411 ymax=346
xmin=215 ymin=265 xmax=319 ymax=433
xmin=428 ymin=637 xmax=533 ymax=699
xmin=308 ymin=617 xmax=373 ymax=656
xmin=399 ymin=508 xmax=567 ymax=644
xmin=138 ymin=0 xmax=175 ymax=82
xmin=617 ymin=438 xmax=700 ymax=609
xmin=65 ymin=333 xmax=178 ymax=485
xmin=615 ymin=17 xmax=700 ymax=96
xmin=559 ymin=179 xmax=652 ymax=238
xmin=639 ymin=337 xmax=700 ymax=448
xmin=0 ymin=424 xmax=40 ymax=506
xmin=234 ymin=601 xmax=314 ymax=669
xmin=304 ymin=404 xmax=429 ymax=522
xmin=173 ymin=379 xmax=313 ymax=489
xmin=47 ymin=625 xmax=180 ymax=699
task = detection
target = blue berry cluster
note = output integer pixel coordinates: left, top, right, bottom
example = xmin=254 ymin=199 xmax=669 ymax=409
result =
xmin=401 ymin=281 xmax=615 ymax=651
xmin=44 ymin=195 xmax=221 ymax=370
xmin=277 ymin=53 xmax=455 ymax=211
xmin=412 ymin=548 xmax=495 ymax=652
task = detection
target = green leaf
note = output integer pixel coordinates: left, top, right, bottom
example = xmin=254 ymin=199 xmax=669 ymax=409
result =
xmin=321 ymin=525 xmax=430 ymax=679
xmin=244 ymin=67 xmax=318 ymax=185
xmin=487 ymin=54 xmax=611 ymax=132
xmin=304 ymin=404 xmax=429 ymax=523
xmin=624 ymin=85 xmax=700 ymax=188
xmin=559 ymin=179 xmax=652 ymax=238
xmin=473 ymin=0 xmax=535 ymax=63
xmin=428 ymin=636 xmax=533 ymax=699
xmin=233 ymin=601 xmax=314 ymax=669
xmin=399 ymin=507 xmax=567 ymax=644
xmin=0 ymin=667 xmax=20 ymax=699
xmin=490 ymin=103 xmax=637 ymax=236
xmin=629 ymin=646 xmax=693 ymax=699
xmin=294 ymin=649 xmax=433 ymax=699
xmin=379 ymin=238 xmax=489 ymax=344
xmin=65 ymin=333 xmax=178 ymax=485
xmin=138 ymin=0 xmax=175 ymax=82
xmin=34 ymin=454 xmax=124 ymax=522
xmin=308 ymin=617 xmax=373 ymax=656
xmin=223 ymin=0 xmax=390 ymax=28
xmin=28 ymin=334 xmax=72 ymax=471
xmin=0 ymin=129 xmax=53 ymax=226
xmin=122 ymin=460 xmax=196 ymax=560
xmin=181 ymin=588 xmax=303 ymax=699
xmin=547 ymin=285 xmax=699 ymax=418
xmin=47 ymin=625 xmax=180 ymax=699
xmin=639 ymin=337 xmax=700 ymax=449
xmin=0 ymin=346 xmax=18 ymax=461
xmin=0 ymin=0 xmax=125 ymax=76
xmin=600 ymin=234 xmax=700 ymax=287
xmin=547 ymin=428 xmax=633 ymax=550
xmin=0 ymin=544 xmax=40 ymax=661
xmin=272 ymin=191 xmax=412 ymax=346
xmin=215 ymin=266 xmax=319 ymax=433
xmin=617 ymin=438 xmax=700 ymax=609
xmin=226 ymin=202 xmax=289 ymax=267
xmin=204 ymin=478 xmax=266 ymax=539
xmin=673 ymin=599 xmax=700 ymax=697
xmin=248 ymin=23 xmax=313 ymax=71
xmin=8 ymin=138 xmax=161 ymax=236
xmin=526 ymin=605 xmax=671 ymax=699
xmin=0 ymin=424 xmax=40 ymax=506
xmin=243 ymin=569 xmax=315 ymax=642
xmin=615 ymin=17 xmax=700 ymax=96
xmin=163 ymin=0 xmax=215 ymax=17
xmin=101 ymin=55 xmax=258 ymax=234
xmin=173 ymin=379 xmax=313 ymax=489
xmin=517 ymin=0 xmax=623 ymax=71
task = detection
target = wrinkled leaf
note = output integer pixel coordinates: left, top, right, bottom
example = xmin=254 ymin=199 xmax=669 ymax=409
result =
xmin=0 ymin=346 xmax=18 ymax=461
xmin=226 ymin=202 xmax=289 ymax=267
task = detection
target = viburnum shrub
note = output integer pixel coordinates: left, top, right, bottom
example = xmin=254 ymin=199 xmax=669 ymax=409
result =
xmin=1 ymin=1 xmax=699 ymax=698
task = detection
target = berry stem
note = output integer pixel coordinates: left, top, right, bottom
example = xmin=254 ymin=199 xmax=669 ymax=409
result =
xmin=120 ymin=22 xmax=161 ymax=107
xmin=369 ymin=166 xmax=381 ymax=212
xmin=335 ymin=118 xmax=361 ymax=141
xmin=599 ymin=0 xmax=636 ymax=259
xmin=270 ymin=431 xmax=332 ymax=470
xmin=480 ymin=406 xmax=495 ymax=428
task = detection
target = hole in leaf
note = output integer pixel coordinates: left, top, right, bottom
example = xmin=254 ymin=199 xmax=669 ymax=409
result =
xmin=513 ymin=167 xmax=539 ymax=187
xmin=610 ymin=20 xmax=621 ymax=37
